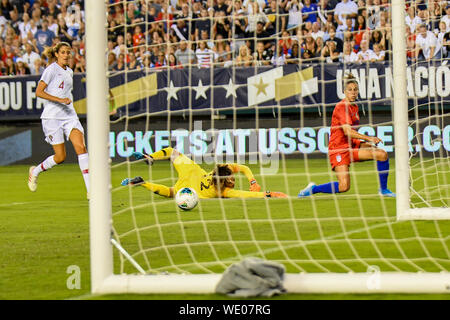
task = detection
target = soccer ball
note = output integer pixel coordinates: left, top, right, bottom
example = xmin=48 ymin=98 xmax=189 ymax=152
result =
xmin=175 ymin=187 xmax=199 ymax=211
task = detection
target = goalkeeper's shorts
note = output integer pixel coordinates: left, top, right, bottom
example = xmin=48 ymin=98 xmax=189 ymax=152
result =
xmin=173 ymin=153 xmax=207 ymax=193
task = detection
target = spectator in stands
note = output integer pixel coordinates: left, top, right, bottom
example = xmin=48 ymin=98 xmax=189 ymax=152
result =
xmin=108 ymin=52 xmax=117 ymax=71
xmin=341 ymin=40 xmax=358 ymax=63
xmin=154 ymin=50 xmax=167 ymax=68
xmin=213 ymin=34 xmax=232 ymax=65
xmin=132 ymin=25 xmax=145 ymax=49
xmin=302 ymin=0 xmax=319 ymax=24
xmin=22 ymin=41 xmax=40 ymax=70
xmin=321 ymin=39 xmax=341 ymax=62
xmin=235 ymin=44 xmax=253 ymax=66
xmin=278 ymin=30 xmax=292 ymax=56
xmin=243 ymin=0 xmax=266 ymax=14
xmin=1 ymin=0 xmax=13 ymax=20
xmin=334 ymin=0 xmax=358 ymax=28
xmin=271 ymin=44 xmax=286 ymax=66
xmin=113 ymin=52 xmax=126 ymax=72
xmin=265 ymin=0 xmax=286 ymax=35
xmin=370 ymin=29 xmax=384 ymax=49
xmin=74 ymin=54 xmax=86 ymax=73
xmin=438 ymin=21 xmax=447 ymax=51
xmin=371 ymin=43 xmax=385 ymax=62
xmin=175 ymin=40 xmax=196 ymax=66
xmin=214 ymin=0 xmax=229 ymax=14
xmin=35 ymin=19 xmax=55 ymax=54
xmin=302 ymin=34 xmax=319 ymax=57
xmin=253 ymin=40 xmax=272 ymax=65
xmin=213 ymin=10 xmax=231 ymax=40
xmin=127 ymin=51 xmax=141 ymax=70
xmin=415 ymin=23 xmax=442 ymax=61
xmin=16 ymin=58 xmax=30 ymax=75
xmin=142 ymin=54 xmax=154 ymax=69
xmin=200 ymin=29 xmax=215 ymax=50
xmin=195 ymin=7 xmax=211 ymax=41
xmin=286 ymin=42 xmax=301 ymax=64
xmin=286 ymin=0 xmax=303 ymax=30
xmin=427 ymin=1 xmax=442 ymax=34
xmin=325 ymin=24 xmax=344 ymax=53
xmin=171 ymin=17 xmax=190 ymax=42
xmin=318 ymin=0 xmax=335 ymax=25
xmin=5 ymin=56 xmax=16 ymax=75
xmin=311 ymin=21 xmax=325 ymax=41
xmin=19 ymin=12 xmax=32 ymax=39
xmin=32 ymin=58 xmax=44 ymax=75
xmin=406 ymin=25 xmax=416 ymax=61
xmin=356 ymin=39 xmax=376 ymax=62
xmin=405 ymin=5 xmax=422 ymax=34
xmin=168 ymin=52 xmax=182 ymax=69
xmin=246 ymin=2 xmax=270 ymax=35
xmin=441 ymin=5 xmax=450 ymax=32
xmin=196 ymin=40 xmax=217 ymax=68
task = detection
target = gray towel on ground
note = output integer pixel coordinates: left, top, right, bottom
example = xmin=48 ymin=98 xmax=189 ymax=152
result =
xmin=215 ymin=257 xmax=286 ymax=297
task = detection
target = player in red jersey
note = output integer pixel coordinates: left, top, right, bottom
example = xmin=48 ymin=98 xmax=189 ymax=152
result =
xmin=298 ymin=73 xmax=395 ymax=198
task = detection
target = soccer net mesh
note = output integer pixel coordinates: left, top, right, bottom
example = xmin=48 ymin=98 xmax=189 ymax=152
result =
xmin=104 ymin=0 xmax=449 ymax=278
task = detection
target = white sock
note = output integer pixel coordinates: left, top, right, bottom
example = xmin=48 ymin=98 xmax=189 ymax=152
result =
xmin=78 ymin=153 xmax=90 ymax=193
xmin=33 ymin=155 xmax=57 ymax=176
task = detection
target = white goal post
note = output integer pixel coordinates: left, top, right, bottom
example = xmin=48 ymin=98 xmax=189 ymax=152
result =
xmin=86 ymin=0 xmax=450 ymax=295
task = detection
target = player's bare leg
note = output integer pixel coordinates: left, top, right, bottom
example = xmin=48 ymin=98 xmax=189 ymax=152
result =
xmin=70 ymin=128 xmax=90 ymax=197
xmin=28 ymin=143 xmax=65 ymax=192
xmin=334 ymin=165 xmax=351 ymax=192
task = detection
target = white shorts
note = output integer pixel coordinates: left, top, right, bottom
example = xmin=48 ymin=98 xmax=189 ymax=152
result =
xmin=41 ymin=118 xmax=85 ymax=145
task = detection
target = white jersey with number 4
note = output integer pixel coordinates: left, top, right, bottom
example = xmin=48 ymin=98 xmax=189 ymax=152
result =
xmin=39 ymin=62 xmax=77 ymax=120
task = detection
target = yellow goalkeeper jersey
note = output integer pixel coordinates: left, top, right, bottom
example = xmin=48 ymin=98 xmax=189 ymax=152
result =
xmin=172 ymin=157 xmax=265 ymax=199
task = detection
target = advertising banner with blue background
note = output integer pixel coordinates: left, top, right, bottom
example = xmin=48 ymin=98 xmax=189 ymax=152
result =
xmin=1 ymin=61 xmax=450 ymax=120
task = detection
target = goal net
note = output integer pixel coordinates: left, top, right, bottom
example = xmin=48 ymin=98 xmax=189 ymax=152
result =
xmin=86 ymin=0 xmax=450 ymax=294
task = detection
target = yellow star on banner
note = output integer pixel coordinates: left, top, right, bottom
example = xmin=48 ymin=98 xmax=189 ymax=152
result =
xmin=253 ymin=77 xmax=269 ymax=96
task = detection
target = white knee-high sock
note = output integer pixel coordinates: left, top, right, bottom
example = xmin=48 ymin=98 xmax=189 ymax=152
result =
xmin=78 ymin=153 xmax=90 ymax=193
xmin=32 ymin=155 xmax=57 ymax=176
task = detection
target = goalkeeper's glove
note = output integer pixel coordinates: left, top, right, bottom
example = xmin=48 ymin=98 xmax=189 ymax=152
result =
xmin=121 ymin=176 xmax=145 ymax=186
xmin=249 ymin=179 xmax=261 ymax=192
xmin=265 ymin=191 xmax=288 ymax=198
xmin=132 ymin=152 xmax=154 ymax=165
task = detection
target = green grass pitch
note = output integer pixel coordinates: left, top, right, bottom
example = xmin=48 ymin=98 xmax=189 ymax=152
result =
xmin=1 ymin=159 xmax=449 ymax=300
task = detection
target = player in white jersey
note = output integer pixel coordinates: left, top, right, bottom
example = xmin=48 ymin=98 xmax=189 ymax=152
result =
xmin=27 ymin=42 xmax=90 ymax=198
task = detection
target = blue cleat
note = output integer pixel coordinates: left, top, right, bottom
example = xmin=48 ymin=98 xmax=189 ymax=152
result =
xmin=121 ymin=176 xmax=144 ymax=186
xmin=132 ymin=152 xmax=154 ymax=165
xmin=379 ymin=188 xmax=396 ymax=198
xmin=298 ymin=182 xmax=316 ymax=198
xmin=132 ymin=151 xmax=146 ymax=160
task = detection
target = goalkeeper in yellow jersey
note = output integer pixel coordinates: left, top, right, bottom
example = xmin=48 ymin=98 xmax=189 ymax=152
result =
xmin=121 ymin=147 xmax=287 ymax=199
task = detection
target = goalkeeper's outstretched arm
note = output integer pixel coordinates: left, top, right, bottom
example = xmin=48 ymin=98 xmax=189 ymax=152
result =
xmin=227 ymin=163 xmax=261 ymax=192
xmin=223 ymin=188 xmax=287 ymax=199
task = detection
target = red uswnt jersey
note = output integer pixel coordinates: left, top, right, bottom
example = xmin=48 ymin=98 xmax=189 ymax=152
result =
xmin=328 ymin=99 xmax=360 ymax=154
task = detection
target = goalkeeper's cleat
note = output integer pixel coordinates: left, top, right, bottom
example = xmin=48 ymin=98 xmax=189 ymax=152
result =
xmin=379 ymin=188 xmax=396 ymax=198
xmin=121 ymin=176 xmax=145 ymax=186
xmin=132 ymin=152 xmax=154 ymax=165
xmin=28 ymin=166 xmax=38 ymax=192
xmin=297 ymin=182 xmax=316 ymax=198
xmin=132 ymin=151 xmax=145 ymax=160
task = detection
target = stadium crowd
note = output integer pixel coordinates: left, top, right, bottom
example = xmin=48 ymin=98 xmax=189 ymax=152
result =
xmin=0 ymin=0 xmax=449 ymax=75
